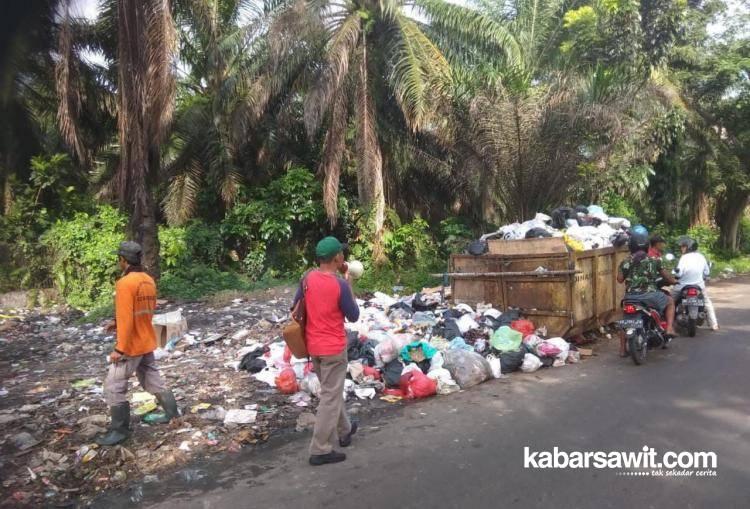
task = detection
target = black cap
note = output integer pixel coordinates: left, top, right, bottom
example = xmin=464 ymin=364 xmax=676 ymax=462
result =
xmin=114 ymin=241 xmax=143 ymax=264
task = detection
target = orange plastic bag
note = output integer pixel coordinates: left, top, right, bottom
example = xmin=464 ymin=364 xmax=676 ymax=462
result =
xmin=275 ymin=368 xmax=299 ymax=394
xmin=511 ymin=319 xmax=536 ymax=338
xmin=399 ymin=371 xmax=436 ymax=399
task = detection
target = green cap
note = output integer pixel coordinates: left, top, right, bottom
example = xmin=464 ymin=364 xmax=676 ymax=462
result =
xmin=315 ymin=236 xmax=347 ymax=259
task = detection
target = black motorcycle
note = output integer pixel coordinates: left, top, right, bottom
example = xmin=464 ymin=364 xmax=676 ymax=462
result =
xmin=619 ymin=300 xmax=670 ymax=365
xmin=675 ymin=285 xmax=706 ymax=337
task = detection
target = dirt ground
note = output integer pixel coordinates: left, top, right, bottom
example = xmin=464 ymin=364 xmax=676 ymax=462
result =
xmin=0 ymin=286 xmax=344 ymax=507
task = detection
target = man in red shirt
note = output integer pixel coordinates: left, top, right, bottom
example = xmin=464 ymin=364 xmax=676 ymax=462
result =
xmin=648 ymin=235 xmax=667 ymax=260
xmin=294 ymin=237 xmax=360 ymax=465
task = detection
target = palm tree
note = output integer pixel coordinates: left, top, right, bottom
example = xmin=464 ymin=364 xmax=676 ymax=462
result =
xmin=163 ymin=0 xmax=325 ymax=225
xmin=114 ymin=0 xmax=176 ymax=276
xmin=272 ymin=0 xmax=520 ymax=257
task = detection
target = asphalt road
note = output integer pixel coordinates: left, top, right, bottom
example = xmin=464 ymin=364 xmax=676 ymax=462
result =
xmin=104 ymin=276 xmax=750 ymax=509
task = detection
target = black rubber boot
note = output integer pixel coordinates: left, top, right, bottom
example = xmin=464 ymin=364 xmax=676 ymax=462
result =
xmin=146 ymin=391 xmax=179 ymax=424
xmin=339 ymin=419 xmax=359 ymax=448
xmin=95 ymin=403 xmax=131 ymax=446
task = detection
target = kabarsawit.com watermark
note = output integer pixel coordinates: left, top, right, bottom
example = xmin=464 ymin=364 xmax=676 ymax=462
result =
xmin=523 ymin=446 xmax=717 ymax=477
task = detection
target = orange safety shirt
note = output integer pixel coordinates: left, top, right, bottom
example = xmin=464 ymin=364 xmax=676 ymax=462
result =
xmin=114 ymin=271 xmax=157 ymax=356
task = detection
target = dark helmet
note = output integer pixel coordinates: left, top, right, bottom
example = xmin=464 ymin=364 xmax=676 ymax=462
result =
xmin=678 ymin=236 xmax=698 ymax=252
xmin=628 ymin=232 xmax=649 ymax=254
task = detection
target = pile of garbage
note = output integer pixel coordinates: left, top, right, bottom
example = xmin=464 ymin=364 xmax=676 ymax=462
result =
xmin=479 ymin=204 xmax=633 ymax=251
xmin=0 ymin=285 xmax=594 ymax=506
xmin=240 ymin=289 xmax=590 ymax=410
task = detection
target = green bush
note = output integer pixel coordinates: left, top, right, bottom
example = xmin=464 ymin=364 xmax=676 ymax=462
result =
xmin=42 ymin=205 xmax=126 ymax=310
xmin=159 ymin=265 xmax=253 ymax=301
xmin=0 ymin=153 xmax=94 ymax=292
xmin=159 ymin=226 xmax=189 ymax=269
xmin=222 ymin=167 xmax=326 ymax=276
xmin=159 ymin=221 xmax=224 ymax=270
xmin=686 ymin=225 xmax=719 ymax=256
xmin=438 ymin=217 xmax=473 ymax=256
xmin=738 ymin=216 xmax=750 ymax=254
xmin=602 ymin=192 xmax=639 ymax=222
xmin=350 ymin=214 xmax=444 ymax=293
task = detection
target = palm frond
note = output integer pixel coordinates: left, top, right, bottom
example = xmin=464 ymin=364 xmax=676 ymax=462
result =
xmin=304 ymin=11 xmax=361 ymax=138
xmin=389 ymin=13 xmax=451 ymax=131
xmin=163 ymin=159 xmax=202 ymax=225
xmin=412 ymin=0 xmax=521 ymax=69
xmin=144 ymin=0 xmax=177 ymax=144
xmin=320 ymin=91 xmax=349 ymax=224
xmin=55 ymin=11 xmax=88 ymax=166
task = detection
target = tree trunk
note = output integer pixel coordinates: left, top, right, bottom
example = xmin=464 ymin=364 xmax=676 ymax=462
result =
xmin=130 ymin=189 xmax=160 ymax=277
xmin=355 ymin=34 xmax=386 ymax=265
xmin=715 ymin=189 xmax=749 ymax=253
xmin=690 ymin=190 xmax=711 ymax=227
xmin=116 ymin=0 xmax=174 ymax=279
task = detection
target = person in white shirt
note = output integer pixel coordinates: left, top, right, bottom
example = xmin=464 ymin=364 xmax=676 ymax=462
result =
xmin=671 ymin=237 xmax=719 ymax=330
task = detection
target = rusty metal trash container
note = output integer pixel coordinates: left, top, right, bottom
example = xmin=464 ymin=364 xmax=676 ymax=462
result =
xmin=449 ymin=237 xmax=628 ymax=337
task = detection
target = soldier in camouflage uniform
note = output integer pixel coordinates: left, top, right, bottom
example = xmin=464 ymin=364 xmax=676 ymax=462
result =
xmin=617 ymin=232 xmax=677 ymax=356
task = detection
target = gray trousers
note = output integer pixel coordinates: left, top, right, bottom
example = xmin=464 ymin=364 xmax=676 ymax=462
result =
xmin=309 ymin=349 xmax=352 ymax=455
xmin=103 ymin=352 xmax=168 ymax=406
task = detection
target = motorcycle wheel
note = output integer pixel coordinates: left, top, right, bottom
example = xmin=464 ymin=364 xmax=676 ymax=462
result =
xmin=687 ymin=318 xmax=696 ymax=337
xmin=629 ymin=334 xmax=647 ymax=365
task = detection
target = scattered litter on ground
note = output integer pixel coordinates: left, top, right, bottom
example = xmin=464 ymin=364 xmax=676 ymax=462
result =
xmin=0 ymin=278 xmax=607 ymax=507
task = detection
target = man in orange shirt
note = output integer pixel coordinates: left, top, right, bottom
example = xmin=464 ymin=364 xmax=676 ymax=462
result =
xmin=97 ymin=241 xmax=178 ymax=446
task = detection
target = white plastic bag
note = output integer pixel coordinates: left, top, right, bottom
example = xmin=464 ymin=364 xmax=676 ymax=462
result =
xmin=546 ymin=337 xmax=570 ymax=361
xmin=429 ymin=351 xmax=445 ymax=371
xmin=456 ymin=314 xmax=479 ymax=334
xmin=454 ymin=303 xmax=475 ymax=315
xmin=483 ymin=308 xmax=502 ymax=320
xmin=522 ymin=334 xmax=543 ymax=349
xmin=300 ymin=372 xmax=321 ymax=397
xmin=486 ymin=354 xmax=503 ymax=379
xmin=427 ymin=368 xmax=460 ymax=395
xmin=521 ymin=353 xmax=543 ymax=373
xmin=374 ymin=339 xmax=398 ymax=367
xmin=401 ymin=363 xmax=422 ymax=376
xmin=253 ymin=367 xmax=279 ymax=387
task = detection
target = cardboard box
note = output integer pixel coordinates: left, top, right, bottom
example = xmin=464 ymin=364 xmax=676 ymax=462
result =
xmin=152 ymin=311 xmax=188 ymax=348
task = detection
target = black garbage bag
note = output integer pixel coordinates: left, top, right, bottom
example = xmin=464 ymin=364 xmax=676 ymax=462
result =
xmin=442 ymin=309 xmax=466 ymax=320
xmin=499 ymin=346 xmax=525 ymax=373
xmin=412 ymin=293 xmax=437 ymax=311
xmin=612 ymin=232 xmax=629 ymax=247
xmin=347 ymin=330 xmax=376 ymax=366
xmin=239 ymin=347 xmax=268 ymax=373
xmin=574 ymin=205 xmax=589 ymax=215
xmin=432 ymin=318 xmax=462 ymax=340
xmin=540 ymin=356 xmax=555 ymax=368
xmin=388 ymin=301 xmax=415 ymax=318
xmin=480 ymin=315 xmax=503 ymax=329
xmin=467 ymin=239 xmax=488 ymax=256
xmin=525 ymin=227 xmax=552 ymax=239
xmin=551 ymin=207 xmax=575 ymax=229
xmin=383 ymin=359 xmax=404 ymax=387
xmin=495 ymin=308 xmax=521 ymax=327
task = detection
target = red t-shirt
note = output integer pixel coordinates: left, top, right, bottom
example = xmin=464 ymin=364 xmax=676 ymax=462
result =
xmin=295 ymin=270 xmax=360 ymax=356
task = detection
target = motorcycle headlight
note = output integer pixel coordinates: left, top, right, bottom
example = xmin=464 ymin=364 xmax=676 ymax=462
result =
xmin=626 ymin=328 xmax=635 ymax=335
